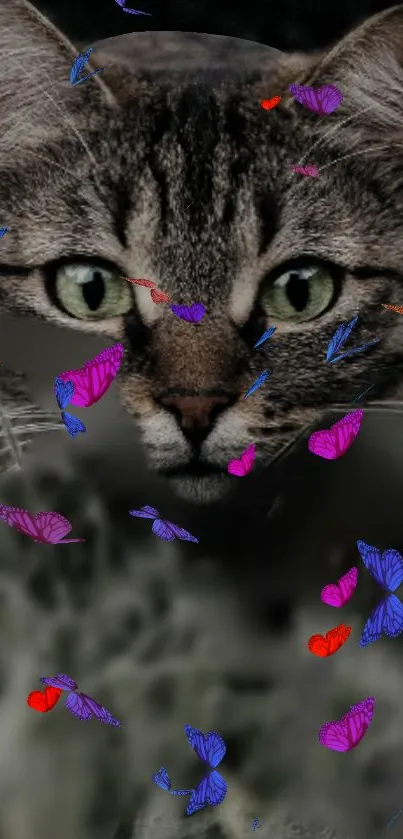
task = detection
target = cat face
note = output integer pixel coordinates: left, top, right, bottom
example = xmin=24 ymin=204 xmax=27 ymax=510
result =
xmin=1 ymin=1 xmax=403 ymax=502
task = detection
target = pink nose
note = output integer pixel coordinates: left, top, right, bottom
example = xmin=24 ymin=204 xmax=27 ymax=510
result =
xmin=158 ymin=394 xmax=233 ymax=445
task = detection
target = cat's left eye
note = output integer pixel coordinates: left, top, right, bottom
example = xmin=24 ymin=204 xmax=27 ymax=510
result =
xmin=260 ymin=263 xmax=337 ymax=323
xmin=49 ymin=262 xmax=132 ymax=320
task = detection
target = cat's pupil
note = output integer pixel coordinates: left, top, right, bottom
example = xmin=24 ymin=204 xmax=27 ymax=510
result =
xmin=81 ymin=272 xmax=105 ymax=311
xmin=286 ymin=272 xmax=310 ymax=312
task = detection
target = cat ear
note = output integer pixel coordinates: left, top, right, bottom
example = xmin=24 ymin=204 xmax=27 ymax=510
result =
xmin=306 ymin=5 xmax=403 ymax=136
xmin=0 ymin=0 xmax=116 ymax=160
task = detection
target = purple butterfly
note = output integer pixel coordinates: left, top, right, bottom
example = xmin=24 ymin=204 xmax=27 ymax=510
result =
xmin=170 ymin=303 xmax=205 ymax=323
xmin=114 ymin=0 xmax=151 ymax=13
xmin=129 ymin=506 xmax=199 ymax=543
xmin=289 ymin=83 xmax=343 ymax=116
xmin=0 ymin=507 xmax=85 ymax=544
xmin=40 ymin=674 xmax=121 ymax=726
xmin=291 ymin=164 xmax=320 ymax=178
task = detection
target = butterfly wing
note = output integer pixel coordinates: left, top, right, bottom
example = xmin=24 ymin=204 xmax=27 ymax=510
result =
xmin=291 ymin=165 xmax=319 ymax=178
xmin=186 ymin=771 xmax=227 ymax=815
xmin=152 ymin=519 xmax=199 ymax=543
xmin=326 ymin=315 xmax=358 ymax=361
xmin=319 ymin=697 xmax=374 ymax=751
xmin=65 ymin=691 xmax=92 ymax=721
xmin=32 ymin=512 xmax=72 ymax=544
xmin=54 ymin=377 xmax=74 ymax=410
xmin=360 ymin=594 xmax=403 ymax=646
xmin=150 ymin=288 xmax=171 ymax=303
xmin=357 ymin=540 xmax=403 ymax=591
xmin=227 ymin=444 xmax=256 ymax=476
xmin=78 ymin=693 xmax=121 ymax=726
xmin=58 ymin=343 xmax=124 ymax=407
xmin=244 ymin=370 xmax=271 ymax=399
xmin=329 ymin=338 xmax=380 ymax=364
xmin=0 ymin=227 xmax=8 ymax=237
xmin=117 ymin=0 xmax=152 ymax=14
xmin=129 ymin=505 xmax=160 ymax=519
xmin=321 ymin=566 xmax=358 ymax=606
xmin=0 ymin=506 xmax=42 ymax=539
xmin=61 ymin=412 xmax=87 ymax=438
xmin=152 ymin=767 xmax=172 ymax=791
xmin=40 ymin=674 xmax=78 ymax=691
xmin=308 ymin=410 xmax=363 ymax=460
xmin=382 ymin=304 xmax=403 ymax=315
xmin=318 ymin=84 xmax=343 ymax=115
xmin=70 ymin=53 xmax=85 ymax=84
xmin=184 ymin=725 xmax=226 ymax=767
xmin=124 ymin=278 xmax=156 ymax=287
xmin=170 ymin=303 xmax=205 ymax=323
xmin=325 ymin=623 xmax=352 ymax=655
xmin=27 ymin=686 xmax=63 ymax=712
xmin=254 ymin=327 xmax=276 ymax=349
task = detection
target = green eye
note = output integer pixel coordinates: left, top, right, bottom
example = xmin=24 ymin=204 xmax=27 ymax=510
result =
xmin=54 ymin=263 xmax=132 ymax=320
xmin=260 ymin=265 xmax=335 ymax=323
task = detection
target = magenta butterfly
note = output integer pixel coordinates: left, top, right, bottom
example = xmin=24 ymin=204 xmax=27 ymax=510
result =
xmin=129 ymin=505 xmax=198 ymax=543
xmin=308 ymin=409 xmax=363 ymax=460
xmin=39 ymin=673 xmax=121 ymax=725
xmin=318 ymin=697 xmax=375 ymax=752
xmin=289 ymin=83 xmax=343 ymax=115
xmin=56 ymin=344 xmax=124 ymax=407
xmin=0 ymin=507 xmax=85 ymax=544
xmin=291 ymin=164 xmax=319 ymax=178
xmin=321 ymin=567 xmax=358 ymax=607
xmin=227 ymin=444 xmax=256 ymax=476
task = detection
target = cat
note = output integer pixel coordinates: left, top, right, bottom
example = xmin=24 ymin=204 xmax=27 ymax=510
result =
xmin=0 ymin=0 xmax=403 ymax=506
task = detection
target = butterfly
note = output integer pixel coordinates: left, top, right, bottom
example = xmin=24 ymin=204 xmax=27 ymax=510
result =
xmin=27 ymin=685 xmax=63 ymax=713
xmin=254 ymin=326 xmax=276 ymax=349
xmin=326 ymin=315 xmax=379 ymax=363
xmin=170 ymin=303 xmax=205 ymax=323
xmin=352 ymin=384 xmax=374 ymax=403
xmin=357 ymin=540 xmax=403 ymax=646
xmin=318 ymin=697 xmax=375 ymax=752
xmin=320 ymin=567 xmax=358 ymax=607
xmin=114 ymin=0 xmax=151 ymax=12
xmin=54 ymin=377 xmax=87 ymax=438
xmin=128 ymin=505 xmax=199 ymax=543
xmin=382 ymin=304 xmax=403 ymax=315
xmin=308 ymin=624 xmax=352 ymax=657
xmin=260 ymin=96 xmax=281 ymax=110
xmin=244 ymin=370 xmax=271 ymax=399
xmin=57 ymin=344 xmax=124 ymax=407
xmin=39 ymin=673 xmax=121 ymax=725
xmin=289 ymin=83 xmax=343 ymax=115
xmin=151 ymin=288 xmax=171 ymax=304
xmin=0 ymin=507 xmax=85 ymax=544
xmin=0 ymin=227 xmax=8 ymax=237
xmin=123 ymin=278 xmax=156 ymax=287
xmin=252 ymin=819 xmax=262 ymax=830
xmin=152 ymin=767 xmax=193 ymax=796
xmin=291 ymin=164 xmax=320 ymax=178
xmin=227 ymin=444 xmax=256 ymax=476
xmin=70 ymin=48 xmax=105 ymax=86
xmin=184 ymin=724 xmax=227 ymax=815
xmin=308 ymin=409 xmax=363 ymax=460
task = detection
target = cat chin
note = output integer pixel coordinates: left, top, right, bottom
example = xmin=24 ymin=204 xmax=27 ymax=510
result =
xmin=165 ymin=472 xmax=232 ymax=503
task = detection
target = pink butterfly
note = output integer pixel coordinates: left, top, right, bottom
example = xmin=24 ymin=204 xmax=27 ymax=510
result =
xmin=321 ymin=567 xmax=358 ymax=607
xmin=291 ymin=164 xmax=319 ymax=178
xmin=227 ymin=444 xmax=256 ymax=477
xmin=123 ymin=278 xmax=156 ymax=288
xmin=57 ymin=344 xmax=124 ymax=408
xmin=308 ymin=409 xmax=363 ymax=460
xmin=0 ymin=507 xmax=85 ymax=544
xmin=318 ymin=697 xmax=375 ymax=752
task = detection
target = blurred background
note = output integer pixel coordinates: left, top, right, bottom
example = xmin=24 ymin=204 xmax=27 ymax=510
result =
xmin=1 ymin=2 xmax=403 ymax=839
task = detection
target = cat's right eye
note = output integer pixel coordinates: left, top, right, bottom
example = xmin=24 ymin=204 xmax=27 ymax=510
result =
xmin=260 ymin=263 xmax=337 ymax=323
xmin=49 ymin=262 xmax=132 ymax=320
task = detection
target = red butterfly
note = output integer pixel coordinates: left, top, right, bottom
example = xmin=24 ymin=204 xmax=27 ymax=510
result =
xmin=27 ymin=685 xmax=63 ymax=712
xmin=308 ymin=623 xmax=352 ymax=657
xmin=260 ymin=96 xmax=281 ymax=111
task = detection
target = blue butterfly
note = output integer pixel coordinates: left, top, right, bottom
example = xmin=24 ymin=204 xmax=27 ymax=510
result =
xmin=0 ymin=227 xmax=8 ymax=238
xmin=54 ymin=377 xmax=87 ymax=439
xmin=115 ymin=0 xmax=151 ymax=13
xmin=360 ymin=594 xmax=403 ymax=647
xmin=70 ymin=48 xmax=105 ymax=86
xmin=357 ymin=540 xmax=403 ymax=646
xmin=254 ymin=326 xmax=276 ymax=349
xmin=152 ymin=767 xmax=193 ymax=797
xmin=357 ymin=540 xmax=403 ymax=592
xmin=252 ymin=819 xmax=262 ymax=830
xmin=327 ymin=314 xmax=379 ymax=363
xmin=128 ymin=506 xmax=198 ymax=543
xmin=244 ymin=370 xmax=271 ymax=399
xmin=184 ymin=725 xmax=227 ymax=816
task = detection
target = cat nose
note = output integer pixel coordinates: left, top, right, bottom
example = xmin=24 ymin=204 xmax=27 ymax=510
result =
xmin=158 ymin=394 xmax=233 ymax=445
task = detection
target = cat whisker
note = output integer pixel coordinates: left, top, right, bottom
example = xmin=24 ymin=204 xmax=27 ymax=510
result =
xmin=319 ymin=143 xmax=401 ymax=171
xmin=293 ymin=103 xmax=379 ymax=169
